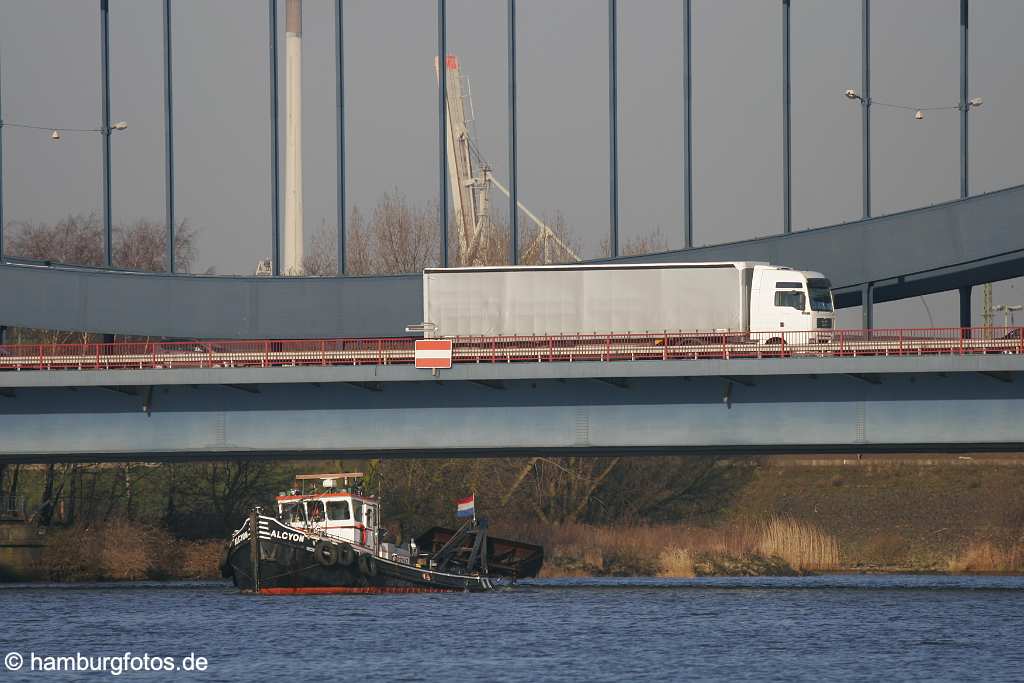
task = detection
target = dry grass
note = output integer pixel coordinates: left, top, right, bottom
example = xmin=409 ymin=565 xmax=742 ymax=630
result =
xmin=519 ymin=519 xmax=838 ymax=577
xmin=179 ymin=540 xmax=226 ymax=580
xmin=948 ymin=541 xmax=1024 ymax=573
xmin=757 ymin=516 xmax=841 ymax=572
xmin=657 ymin=548 xmax=695 ymax=578
xmin=40 ymin=521 xmax=222 ymax=582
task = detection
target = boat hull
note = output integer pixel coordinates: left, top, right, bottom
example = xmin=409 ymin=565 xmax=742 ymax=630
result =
xmin=225 ymin=516 xmax=496 ymax=594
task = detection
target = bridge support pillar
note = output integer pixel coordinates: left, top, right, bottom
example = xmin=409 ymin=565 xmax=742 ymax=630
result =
xmin=959 ymin=285 xmax=972 ymax=327
xmin=959 ymin=285 xmax=972 ymax=336
xmin=861 ymin=282 xmax=873 ymax=329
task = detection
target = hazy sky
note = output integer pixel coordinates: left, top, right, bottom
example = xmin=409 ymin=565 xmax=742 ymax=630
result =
xmin=2 ymin=0 xmax=1024 ymax=328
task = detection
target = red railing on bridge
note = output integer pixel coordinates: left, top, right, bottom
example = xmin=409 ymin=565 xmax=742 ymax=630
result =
xmin=0 ymin=327 xmax=1021 ymax=372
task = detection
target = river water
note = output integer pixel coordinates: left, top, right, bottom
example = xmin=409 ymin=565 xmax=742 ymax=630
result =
xmin=2 ymin=575 xmax=1022 ymax=681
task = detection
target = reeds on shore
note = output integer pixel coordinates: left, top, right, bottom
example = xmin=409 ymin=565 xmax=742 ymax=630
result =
xmin=947 ymin=541 xmax=1024 ymax=573
xmin=510 ymin=517 xmax=842 ymax=577
xmin=757 ymin=516 xmax=841 ymax=572
xmin=34 ymin=517 xmax=1022 ymax=581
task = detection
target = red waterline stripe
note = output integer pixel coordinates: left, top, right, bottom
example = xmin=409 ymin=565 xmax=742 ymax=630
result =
xmin=259 ymin=586 xmax=457 ymax=595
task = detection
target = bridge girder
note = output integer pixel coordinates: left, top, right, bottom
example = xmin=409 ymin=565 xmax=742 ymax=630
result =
xmin=1 ymin=358 xmax=1022 ymax=463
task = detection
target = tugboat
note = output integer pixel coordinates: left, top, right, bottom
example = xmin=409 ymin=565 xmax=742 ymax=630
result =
xmin=223 ymin=473 xmax=543 ymax=594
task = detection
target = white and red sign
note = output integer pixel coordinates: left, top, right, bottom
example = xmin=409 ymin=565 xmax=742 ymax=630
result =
xmin=414 ymin=339 xmax=453 ymax=369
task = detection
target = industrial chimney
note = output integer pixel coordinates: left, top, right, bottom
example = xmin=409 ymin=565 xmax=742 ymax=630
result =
xmin=283 ymin=0 xmax=304 ymax=275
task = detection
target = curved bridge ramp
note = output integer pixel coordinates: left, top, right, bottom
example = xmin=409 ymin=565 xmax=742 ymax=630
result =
xmin=2 ymin=184 xmax=1023 ymax=339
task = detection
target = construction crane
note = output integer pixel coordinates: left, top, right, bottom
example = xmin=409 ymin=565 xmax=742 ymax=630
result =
xmin=436 ymin=55 xmax=579 ymax=266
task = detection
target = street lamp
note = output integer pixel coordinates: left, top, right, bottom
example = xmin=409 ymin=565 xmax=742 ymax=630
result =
xmin=843 ymin=90 xmax=981 ymax=120
xmin=4 ymin=120 xmax=129 ymax=141
xmin=49 ymin=121 xmax=128 ymax=141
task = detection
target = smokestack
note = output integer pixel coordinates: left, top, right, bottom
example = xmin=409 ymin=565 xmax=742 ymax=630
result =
xmin=284 ymin=0 xmax=303 ymax=275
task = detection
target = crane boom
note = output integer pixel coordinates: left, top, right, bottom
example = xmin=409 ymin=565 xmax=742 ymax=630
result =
xmin=437 ymin=54 xmax=579 ymax=265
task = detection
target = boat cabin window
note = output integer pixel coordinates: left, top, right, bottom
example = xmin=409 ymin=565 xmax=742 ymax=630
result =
xmin=327 ymin=500 xmax=351 ymax=521
xmin=352 ymin=500 xmax=364 ymax=524
xmin=307 ymin=500 xmax=325 ymax=523
xmin=281 ymin=502 xmax=306 ymax=524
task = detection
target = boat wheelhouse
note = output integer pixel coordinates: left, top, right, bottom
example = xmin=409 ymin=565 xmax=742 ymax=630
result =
xmin=274 ymin=473 xmax=400 ymax=560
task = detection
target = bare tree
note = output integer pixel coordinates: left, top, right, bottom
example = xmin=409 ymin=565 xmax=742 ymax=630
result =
xmin=301 ymin=206 xmax=390 ymax=277
xmin=601 ymin=227 xmax=670 ymax=259
xmin=7 ymin=213 xmax=198 ymax=273
xmin=346 ymin=206 xmax=374 ymax=275
xmin=372 ymin=191 xmax=440 ymax=274
xmin=302 ymin=221 xmax=338 ymax=276
xmin=177 ymin=461 xmax=285 ymax=535
xmin=6 ymin=213 xmax=104 ymax=266
xmin=114 ymin=219 xmax=198 ymax=273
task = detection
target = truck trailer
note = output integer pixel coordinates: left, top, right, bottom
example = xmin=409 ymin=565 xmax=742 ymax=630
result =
xmin=421 ymin=262 xmax=835 ymax=340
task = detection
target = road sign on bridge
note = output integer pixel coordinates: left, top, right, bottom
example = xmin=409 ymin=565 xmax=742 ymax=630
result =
xmin=415 ymin=339 xmax=453 ymax=369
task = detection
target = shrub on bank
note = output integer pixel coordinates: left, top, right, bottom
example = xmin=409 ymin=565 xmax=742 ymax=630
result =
xmin=39 ymin=521 xmax=222 ymax=582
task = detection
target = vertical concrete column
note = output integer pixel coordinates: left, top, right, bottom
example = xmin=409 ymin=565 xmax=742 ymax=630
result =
xmin=959 ymin=285 xmax=972 ymax=333
xmin=283 ymin=0 xmax=304 ymax=275
xmin=861 ymin=282 xmax=873 ymax=330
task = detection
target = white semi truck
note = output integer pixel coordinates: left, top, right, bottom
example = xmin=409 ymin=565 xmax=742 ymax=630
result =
xmin=421 ymin=262 xmax=835 ymax=340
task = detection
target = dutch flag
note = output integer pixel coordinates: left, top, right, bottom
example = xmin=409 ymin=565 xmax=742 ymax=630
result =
xmin=456 ymin=494 xmax=476 ymax=518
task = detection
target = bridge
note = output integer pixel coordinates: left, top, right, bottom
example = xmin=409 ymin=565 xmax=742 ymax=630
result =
xmin=1 ymin=328 xmax=1022 ymax=462
xmin=2 ymin=2 xmax=1023 ymax=464
xmin=1 ymin=0 xmax=1021 ymax=340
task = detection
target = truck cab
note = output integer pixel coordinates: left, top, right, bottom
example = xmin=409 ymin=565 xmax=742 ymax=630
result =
xmin=748 ymin=265 xmax=836 ymax=341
